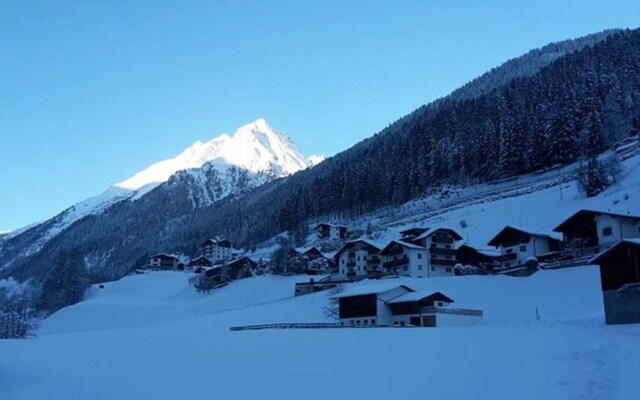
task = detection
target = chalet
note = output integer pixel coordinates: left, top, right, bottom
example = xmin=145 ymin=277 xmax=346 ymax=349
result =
xmin=589 ymin=239 xmax=640 ymax=325
xmin=379 ymin=240 xmax=429 ymax=278
xmin=203 ymin=239 xmax=234 ymax=262
xmin=316 ymin=223 xmax=349 ymax=240
xmin=298 ymin=246 xmax=334 ymax=274
xmin=336 ymin=283 xmax=483 ymax=327
xmin=148 ymin=253 xmax=180 ymax=270
xmin=189 ymin=255 xmax=214 ymax=269
xmin=553 ymin=209 xmax=640 ymax=254
xmin=334 ymin=239 xmax=383 ymax=280
xmin=487 ymin=226 xmax=563 ymax=269
xmin=336 ymin=283 xmax=413 ymax=326
xmin=455 ymin=244 xmax=500 ymax=269
xmin=386 ymin=291 xmax=482 ymax=327
xmin=410 ymin=227 xmax=463 ymax=277
xmin=398 ymin=227 xmax=429 ymax=241
xmin=223 ymin=256 xmax=258 ymax=281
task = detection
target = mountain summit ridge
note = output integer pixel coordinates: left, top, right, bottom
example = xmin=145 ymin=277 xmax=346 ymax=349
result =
xmin=116 ymin=118 xmax=311 ymax=191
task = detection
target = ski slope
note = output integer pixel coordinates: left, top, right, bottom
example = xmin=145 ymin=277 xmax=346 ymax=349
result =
xmin=1 ymin=269 xmax=639 ymax=400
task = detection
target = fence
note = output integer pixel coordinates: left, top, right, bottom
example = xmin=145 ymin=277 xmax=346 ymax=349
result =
xmin=229 ymin=322 xmax=384 ymax=331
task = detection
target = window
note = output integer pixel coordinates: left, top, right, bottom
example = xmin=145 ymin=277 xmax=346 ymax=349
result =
xmin=371 ymin=319 xmax=375 ymax=324
xmin=602 ymin=227 xmax=613 ymax=237
xmin=363 ymin=255 xmax=367 ymax=260
xmin=417 ymin=253 xmax=423 ymax=259
xmin=364 ymin=320 xmax=368 ymax=325
xmin=519 ymin=245 xmax=527 ymax=252
xmin=356 ymin=320 xmax=361 ymax=324
xmin=506 ymin=248 xmax=513 ymax=254
xmin=342 ymin=259 xmax=345 ymax=265
xmin=431 ymin=266 xmax=435 ymax=271
xmin=394 ymin=321 xmax=399 ymax=326
xmin=350 ymin=320 xmax=355 ymax=325
xmin=357 ymin=256 xmax=360 ymax=261
xmin=446 ymin=267 xmax=452 ymax=273
xmin=418 ymin=265 xmax=423 ymax=270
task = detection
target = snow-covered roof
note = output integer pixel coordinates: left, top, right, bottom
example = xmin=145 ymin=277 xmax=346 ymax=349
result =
xmin=379 ymin=240 xmax=425 ymax=254
xmin=487 ymin=226 xmax=560 ymax=247
xmin=386 ymin=291 xmax=455 ymax=304
xmin=554 ymin=209 xmax=640 ymax=232
xmin=413 ymin=226 xmax=463 ymax=241
xmin=334 ymin=238 xmax=386 ymax=259
xmin=334 ymin=281 xmax=414 ymax=298
xmin=589 ymin=239 xmax=640 ymax=264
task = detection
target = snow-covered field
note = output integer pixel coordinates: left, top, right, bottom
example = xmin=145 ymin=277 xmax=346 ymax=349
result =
xmin=1 ymin=269 xmax=639 ymax=400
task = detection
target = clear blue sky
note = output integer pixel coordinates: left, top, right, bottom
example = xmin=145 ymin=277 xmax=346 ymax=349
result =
xmin=1 ymin=0 xmax=639 ymax=231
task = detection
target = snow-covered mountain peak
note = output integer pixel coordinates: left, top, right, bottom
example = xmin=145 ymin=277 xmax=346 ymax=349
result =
xmin=115 ymin=119 xmax=311 ymax=191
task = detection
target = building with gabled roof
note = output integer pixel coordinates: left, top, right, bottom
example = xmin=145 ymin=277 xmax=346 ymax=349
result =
xmin=148 ymin=253 xmax=180 ymax=270
xmin=410 ymin=227 xmax=463 ymax=276
xmin=316 ymin=223 xmax=349 ymax=240
xmin=379 ymin=240 xmax=430 ymax=278
xmin=553 ymin=209 xmax=640 ymax=254
xmin=202 ymin=238 xmax=234 ymax=262
xmin=487 ymin=226 xmax=563 ymax=269
xmin=334 ymin=239 xmax=384 ymax=280
xmin=336 ymin=283 xmax=482 ymax=327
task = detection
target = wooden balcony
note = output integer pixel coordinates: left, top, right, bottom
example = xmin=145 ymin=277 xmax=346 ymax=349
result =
xmin=383 ymin=256 xmax=410 ymax=270
xmin=429 ymin=258 xmax=457 ymax=267
xmin=431 ymin=236 xmax=454 ymax=244
xmin=429 ymin=247 xmax=456 ymax=256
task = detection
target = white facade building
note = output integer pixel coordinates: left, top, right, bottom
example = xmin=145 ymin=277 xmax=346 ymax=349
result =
xmin=203 ymin=239 xmax=234 ymax=262
xmin=336 ymin=283 xmax=483 ymax=327
xmin=412 ymin=228 xmax=463 ymax=277
xmin=334 ymin=239 xmax=383 ymax=280
xmin=379 ymin=240 xmax=430 ymax=278
xmin=487 ymin=226 xmax=562 ymax=268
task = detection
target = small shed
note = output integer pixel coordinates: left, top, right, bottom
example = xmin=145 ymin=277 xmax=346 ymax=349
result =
xmin=590 ymin=239 xmax=640 ymax=325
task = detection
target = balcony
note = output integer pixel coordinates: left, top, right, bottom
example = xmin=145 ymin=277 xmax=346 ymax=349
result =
xmin=495 ymin=253 xmax=517 ymax=262
xmin=346 ymin=261 xmax=356 ymax=268
xmin=429 ymin=258 xmax=457 ymax=267
xmin=383 ymin=256 xmax=410 ymax=270
xmin=431 ymin=236 xmax=454 ymax=244
xmin=429 ymin=247 xmax=456 ymax=256
xmin=367 ymin=257 xmax=381 ymax=266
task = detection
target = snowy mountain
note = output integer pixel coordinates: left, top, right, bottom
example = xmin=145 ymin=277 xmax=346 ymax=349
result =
xmin=0 ymin=119 xmax=314 ymax=270
xmin=116 ymin=118 xmax=311 ymax=192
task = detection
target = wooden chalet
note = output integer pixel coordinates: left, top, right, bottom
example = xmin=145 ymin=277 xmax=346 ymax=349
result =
xmin=224 ymin=256 xmax=258 ymax=281
xmin=148 ymin=253 xmax=180 ymax=270
xmin=487 ymin=226 xmax=563 ymax=269
xmin=189 ymin=255 xmax=214 ymax=268
xmin=554 ymin=209 xmax=640 ymax=254
xmin=336 ymin=283 xmax=482 ymax=327
xmin=398 ymin=227 xmax=429 ymax=241
xmin=589 ymin=239 xmax=640 ymax=325
xmin=316 ymin=223 xmax=349 ymax=240
xmin=455 ymin=244 xmax=499 ymax=269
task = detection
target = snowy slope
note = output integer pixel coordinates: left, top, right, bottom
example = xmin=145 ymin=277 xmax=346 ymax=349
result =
xmin=1 ymin=269 xmax=639 ymax=400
